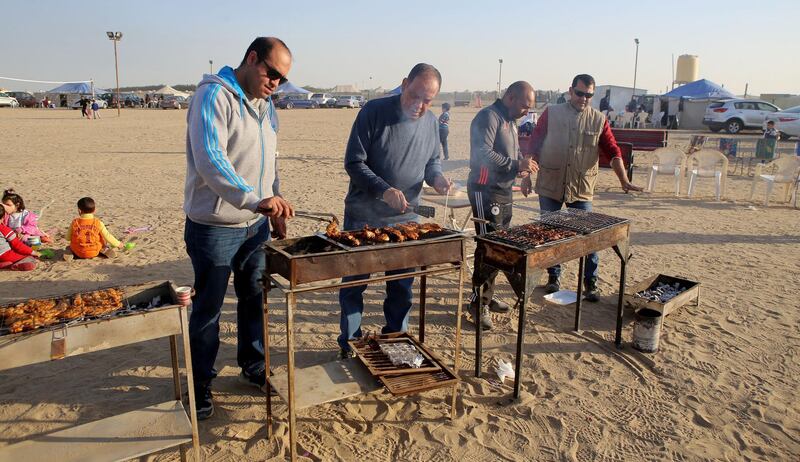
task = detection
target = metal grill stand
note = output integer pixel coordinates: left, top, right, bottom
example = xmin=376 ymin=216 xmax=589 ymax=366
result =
xmin=262 ymin=235 xmax=468 ymax=462
xmin=473 ymin=222 xmax=631 ymax=401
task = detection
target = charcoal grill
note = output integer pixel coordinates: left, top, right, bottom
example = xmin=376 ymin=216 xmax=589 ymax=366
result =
xmin=262 ymin=230 xmax=468 ymax=461
xmin=473 ymin=213 xmax=631 ymax=401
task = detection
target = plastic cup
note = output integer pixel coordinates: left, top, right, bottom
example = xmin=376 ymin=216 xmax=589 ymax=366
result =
xmin=175 ymin=286 xmax=192 ymax=306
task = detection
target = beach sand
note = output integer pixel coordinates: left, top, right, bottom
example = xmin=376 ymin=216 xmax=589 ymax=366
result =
xmin=0 ymin=107 xmax=798 ymax=461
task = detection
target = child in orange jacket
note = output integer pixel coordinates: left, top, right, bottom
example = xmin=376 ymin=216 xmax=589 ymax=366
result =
xmin=66 ymin=197 xmax=122 ymax=259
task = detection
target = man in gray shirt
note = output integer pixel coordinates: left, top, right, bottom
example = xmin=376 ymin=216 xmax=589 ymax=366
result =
xmin=467 ymin=81 xmax=537 ymax=330
xmin=338 ymin=63 xmax=452 ymax=358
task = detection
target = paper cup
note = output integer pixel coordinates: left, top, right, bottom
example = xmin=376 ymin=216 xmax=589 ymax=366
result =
xmin=175 ymin=286 xmax=192 ymax=306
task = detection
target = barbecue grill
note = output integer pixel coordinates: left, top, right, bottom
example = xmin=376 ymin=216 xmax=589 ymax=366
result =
xmin=262 ymin=230 xmax=468 ymax=461
xmin=473 ymin=211 xmax=631 ymax=401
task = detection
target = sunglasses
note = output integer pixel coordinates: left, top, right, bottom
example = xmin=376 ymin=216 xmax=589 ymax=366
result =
xmin=261 ymin=60 xmax=288 ymax=85
xmin=574 ymin=89 xmax=594 ymax=99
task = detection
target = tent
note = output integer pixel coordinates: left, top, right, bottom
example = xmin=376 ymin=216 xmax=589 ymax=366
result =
xmin=663 ymin=79 xmax=734 ymax=100
xmin=154 ymin=85 xmax=190 ymax=98
xmin=47 ymin=82 xmax=108 ymax=95
xmin=387 ymin=85 xmax=402 ymax=96
xmin=276 ymin=81 xmax=310 ymax=94
xmin=661 ymin=79 xmax=735 ymax=130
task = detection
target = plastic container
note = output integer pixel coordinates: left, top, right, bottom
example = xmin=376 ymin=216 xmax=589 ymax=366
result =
xmin=175 ymin=286 xmax=192 ymax=306
xmin=632 ymin=308 xmax=662 ymax=353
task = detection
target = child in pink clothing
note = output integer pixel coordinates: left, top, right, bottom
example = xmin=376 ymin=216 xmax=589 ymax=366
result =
xmin=1 ymin=189 xmax=51 ymax=244
xmin=0 ymin=218 xmax=40 ymax=271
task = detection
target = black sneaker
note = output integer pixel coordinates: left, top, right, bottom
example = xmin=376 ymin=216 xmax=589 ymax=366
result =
xmin=584 ymin=278 xmax=600 ymax=302
xmin=470 ymin=301 xmax=493 ymax=331
xmin=194 ymin=384 xmax=214 ymax=420
xmin=238 ymin=370 xmax=278 ymax=396
xmin=488 ymin=299 xmax=510 ymax=313
xmin=545 ymin=275 xmax=561 ymax=294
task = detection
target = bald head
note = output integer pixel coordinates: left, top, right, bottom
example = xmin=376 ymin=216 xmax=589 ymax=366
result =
xmin=502 ymin=80 xmax=535 ymax=119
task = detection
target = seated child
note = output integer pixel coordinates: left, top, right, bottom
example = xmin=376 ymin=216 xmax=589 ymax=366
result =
xmin=2 ymin=189 xmax=51 ymax=243
xmin=67 ymin=197 xmax=122 ymax=259
xmin=0 ymin=219 xmax=40 ymax=271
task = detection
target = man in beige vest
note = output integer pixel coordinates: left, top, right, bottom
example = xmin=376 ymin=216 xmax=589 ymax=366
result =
xmin=521 ymin=74 xmax=642 ymax=301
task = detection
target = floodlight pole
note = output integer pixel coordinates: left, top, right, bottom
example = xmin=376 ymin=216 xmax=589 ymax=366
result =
xmin=209 ymin=60 xmax=213 ymax=74
xmin=632 ymin=38 xmax=640 ymax=107
xmin=498 ymin=58 xmax=503 ymax=97
xmin=107 ymin=31 xmax=123 ymax=116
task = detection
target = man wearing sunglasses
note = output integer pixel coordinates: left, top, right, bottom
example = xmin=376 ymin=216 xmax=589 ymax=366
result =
xmin=184 ymin=36 xmax=295 ymax=420
xmin=521 ymin=74 xmax=642 ymax=301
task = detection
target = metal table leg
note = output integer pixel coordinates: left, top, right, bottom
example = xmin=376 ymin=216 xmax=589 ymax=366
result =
xmin=419 ymin=268 xmax=427 ymax=343
xmin=169 ymin=335 xmax=186 ymax=462
xmin=262 ymin=282 xmax=272 ymax=437
xmin=286 ymin=292 xmax=297 ymax=462
xmin=612 ymin=240 xmax=631 ymax=348
xmin=474 ymin=283 xmax=483 ymax=378
xmin=450 ymin=252 xmax=466 ymax=420
xmin=574 ymin=256 xmax=585 ymax=332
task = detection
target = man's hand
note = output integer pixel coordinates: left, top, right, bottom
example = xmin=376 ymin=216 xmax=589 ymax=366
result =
xmin=518 ymin=157 xmax=539 ymax=175
xmin=270 ymin=216 xmax=287 ymax=239
xmin=382 ymin=187 xmax=409 ymax=212
xmin=256 ymin=196 xmax=295 ymax=218
xmin=520 ymin=176 xmax=533 ymax=197
xmin=432 ymin=175 xmax=453 ymax=195
xmin=620 ymin=181 xmax=644 ymax=193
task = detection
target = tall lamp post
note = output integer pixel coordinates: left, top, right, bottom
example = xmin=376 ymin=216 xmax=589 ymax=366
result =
xmin=209 ymin=60 xmax=213 ymax=74
xmin=498 ymin=58 xmax=503 ymax=97
xmin=632 ymin=38 xmax=640 ymax=109
xmin=106 ymin=31 xmax=123 ymax=116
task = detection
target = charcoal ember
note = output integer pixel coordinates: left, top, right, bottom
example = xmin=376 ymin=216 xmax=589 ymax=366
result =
xmin=635 ymin=282 xmax=686 ymax=303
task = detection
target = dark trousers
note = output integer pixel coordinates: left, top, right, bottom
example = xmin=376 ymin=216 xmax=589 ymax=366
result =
xmin=468 ymin=187 xmax=513 ymax=305
xmin=538 ymin=196 xmax=598 ymax=283
xmin=439 ymin=127 xmax=449 ymax=160
xmin=184 ymin=217 xmax=270 ymax=386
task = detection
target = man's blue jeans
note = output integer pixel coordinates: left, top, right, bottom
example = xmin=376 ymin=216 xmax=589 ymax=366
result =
xmin=337 ymin=215 xmax=415 ymax=351
xmin=184 ymin=217 xmax=269 ymax=386
xmin=538 ymin=196 xmax=598 ymax=283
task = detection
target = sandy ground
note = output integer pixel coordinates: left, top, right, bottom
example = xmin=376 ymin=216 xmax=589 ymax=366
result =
xmin=0 ymin=105 xmax=798 ymax=461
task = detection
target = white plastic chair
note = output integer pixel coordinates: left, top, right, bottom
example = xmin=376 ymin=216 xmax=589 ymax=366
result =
xmin=647 ymin=148 xmax=686 ymax=196
xmin=652 ymin=111 xmax=664 ymax=128
xmin=634 ymin=112 xmax=648 ymax=128
xmin=687 ymin=149 xmax=729 ymax=201
xmin=749 ymin=156 xmax=800 ymax=206
xmin=619 ymin=112 xmax=634 ymax=128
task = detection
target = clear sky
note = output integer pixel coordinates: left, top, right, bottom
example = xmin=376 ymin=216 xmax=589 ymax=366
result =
xmin=2 ymin=0 xmax=798 ymax=95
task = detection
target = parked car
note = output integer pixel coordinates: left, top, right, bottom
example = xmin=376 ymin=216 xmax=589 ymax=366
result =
xmin=764 ymin=105 xmax=800 ymax=140
xmin=159 ymin=96 xmax=188 ymax=109
xmin=0 ymin=92 xmax=19 ymax=108
xmin=6 ymin=91 xmax=37 ymax=108
xmin=702 ymin=99 xmax=780 ymax=134
xmin=354 ymin=95 xmax=367 ymax=107
xmin=277 ymin=97 xmax=319 ymax=109
xmin=70 ymin=98 xmax=108 ymax=110
xmin=310 ymin=93 xmax=335 ymax=107
xmin=335 ymin=96 xmax=359 ymax=108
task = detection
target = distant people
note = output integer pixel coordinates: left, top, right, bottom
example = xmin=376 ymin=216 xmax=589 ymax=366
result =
xmin=1 ymin=189 xmax=51 ymax=243
xmin=91 ymin=100 xmax=100 ymax=119
xmin=763 ymin=120 xmax=779 ymax=139
xmin=65 ymin=197 xmax=123 ymax=260
xmin=79 ymin=97 xmax=90 ymax=118
xmin=438 ymin=102 xmax=451 ymax=160
xmin=626 ymin=99 xmax=637 ymax=113
xmin=556 ymin=92 xmax=566 ymax=104
xmin=599 ymin=90 xmax=611 ymax=113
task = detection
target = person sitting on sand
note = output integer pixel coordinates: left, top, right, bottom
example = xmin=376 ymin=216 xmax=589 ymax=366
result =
xmin=0 ymin=211 xmax=40 ymax=271
xmin=65 ymin=197 xmax=122 ymax=260
xmin=1 ymin=189 xmax=52 ymax=243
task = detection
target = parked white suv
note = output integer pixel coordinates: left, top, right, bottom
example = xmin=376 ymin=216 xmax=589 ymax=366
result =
xmin=764 ymin=105 xmax=800 ymax=140
xmin=0 ymin=92 xmax=19 ymax=108
xmin=335 ymin=96 xmax=359 ymax=108
xmin=310 ymin=93 xmax=334 ymax=107
xmin=703 ymin=99 xmax=780 ymax=134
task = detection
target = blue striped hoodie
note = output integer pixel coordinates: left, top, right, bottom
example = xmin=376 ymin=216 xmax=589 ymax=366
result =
xmin=183 ymin=66 xmax=280 ymax=227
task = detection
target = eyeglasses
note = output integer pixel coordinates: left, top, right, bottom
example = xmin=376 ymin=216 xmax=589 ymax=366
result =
xmin=574 ymin=89 xmax=594 ymax=99
xmin=261 ymin=60 xmax=288 ymax=85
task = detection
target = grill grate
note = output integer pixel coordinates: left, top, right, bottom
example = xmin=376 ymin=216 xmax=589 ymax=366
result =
xmin=481 ymin=223 xmax=578 ymax=251
xmin=535 ymin=209 xmax=628 ymax=234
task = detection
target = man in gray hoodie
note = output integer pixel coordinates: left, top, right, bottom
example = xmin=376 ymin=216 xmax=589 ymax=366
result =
xmin=184 ymin=36 xmax=294 ymax=420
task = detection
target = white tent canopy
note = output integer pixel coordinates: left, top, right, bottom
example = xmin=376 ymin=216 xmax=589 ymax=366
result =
xmin=154 ymin=85 xmax=190 ymax=98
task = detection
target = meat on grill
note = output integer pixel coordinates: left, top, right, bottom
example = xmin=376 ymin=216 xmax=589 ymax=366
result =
xmin=1 ymin=288 xmax=125 ymax=334
xmin=326 ymin=221 xmax=443 ymax=247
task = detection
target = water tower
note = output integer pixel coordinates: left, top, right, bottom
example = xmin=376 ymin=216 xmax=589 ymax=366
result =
xmin=674 ymin=54 xmax=699 ymax=85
